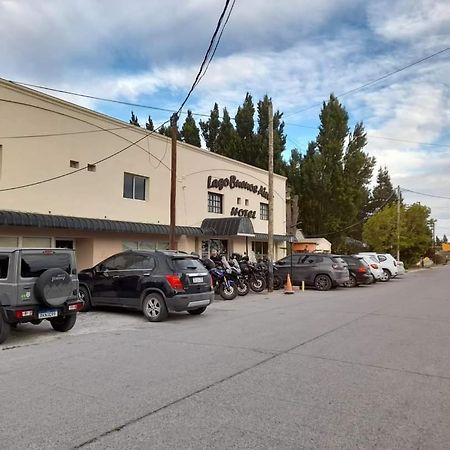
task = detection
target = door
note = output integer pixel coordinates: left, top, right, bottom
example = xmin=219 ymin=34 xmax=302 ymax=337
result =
xmin=298 ymin=255 xmax=323 ymax=284
xmin=116 ymin=254 xmax=156 ymax=308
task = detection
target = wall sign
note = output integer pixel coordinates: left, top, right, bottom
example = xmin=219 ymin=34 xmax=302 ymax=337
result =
xmin=230 ymin=207 xmax=256 ymax=219
xmin=207 ymin=175 xmax=269 ymax=200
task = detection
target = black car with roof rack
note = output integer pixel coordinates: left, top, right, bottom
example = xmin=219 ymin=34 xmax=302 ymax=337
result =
xmin=78 ymin=250 xmax=214 ymax=321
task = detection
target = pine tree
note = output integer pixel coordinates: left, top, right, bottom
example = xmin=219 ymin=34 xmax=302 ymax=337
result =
xmin=180 ymin=110 xmax=201 ymax=147
xmin=145 ymin=115 xmax=154 ymax=131
xmin=130 ymin=111 xmax=140 ymax=127
xmin=215 ymin=108 xmax=239 ymax=158
xmin=234 ymin=93 xmax=256 ymax=164
xmin=369 ymin=166 xmax=397 ymax=213
xmin=199 ymin=103 xmax=221 ymax=152
xmin=443 ymin=234 xmax=448 ymax=243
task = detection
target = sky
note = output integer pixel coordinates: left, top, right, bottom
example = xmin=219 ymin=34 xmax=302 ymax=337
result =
xmin=1 ymin=0 xmax=450 ymax=236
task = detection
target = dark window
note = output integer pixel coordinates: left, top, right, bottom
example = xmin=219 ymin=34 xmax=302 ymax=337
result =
xmin=123 ymin=173 xmax=147 ymax=200
xmin=0 ymin=255 xmax=9 ymax=279
xmin=301 ymin=255 xmax=323 ymax=263
xmin=87 ymin=164 xmax=96 ymax=172
xmin=377 ymin=255 xmax=386 ymax=262
xmin=127 ymin=255 xmax=156 ymax=270
xmin=70 ymin=160 xmax=79 ymax=168
xmin=173 ymin=258 xmax=205 ymax=271
xmin=99 ymin=254 xmax=129 ymax=271
xmin=21 ymin=253 xmax=71 ymax=278
xmin=277 ymin=255 xmax=302 ymax=265
xmin=208 ymin=192 xmax=223 ymax=214
xmin=260 ymin=203 xmax=269 ymax=220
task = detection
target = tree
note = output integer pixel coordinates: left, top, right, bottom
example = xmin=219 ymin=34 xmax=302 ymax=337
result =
xmin=130 ymin=111 xmax=140 ymax=127
xmin=158 ymin=123 xmax=181 ymax=140
xmin=180 ymin=110 xmax=201 ymax=147
xmin=234 ymin=92 xmax=256 ymax=163
xmin=362 ymin=203 xmax=432 ymax=265
xmin=443 ymin=234 xmax=448 ymax=243
xmin=369 ymin=166 xmax=397 ymax=213
xmin=215 ymin=108 xmax=240 ymax=158
xmin=145 ymin=115 xmax=154 ymax=131
xmin=199 ymin=103 xmax=220 ymax=152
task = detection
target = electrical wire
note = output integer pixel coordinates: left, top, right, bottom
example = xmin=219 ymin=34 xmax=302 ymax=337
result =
xmin=176 ymin=0 xmax=234 ymax=116
xmin=285 ymin=46 xmax=450 ymax=118
xmin=401 ymin=188 xmax=450 ymax=200
xmin=0 ymin=125 xmax=132 ymax=139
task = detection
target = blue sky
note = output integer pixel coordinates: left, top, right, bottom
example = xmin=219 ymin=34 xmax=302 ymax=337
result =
xmin=1 ymin=0 xmax=450 ymax=236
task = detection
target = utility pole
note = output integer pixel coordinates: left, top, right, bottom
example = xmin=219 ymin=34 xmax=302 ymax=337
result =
xmin=267 ymin=101 xmax=274 ymax=292
xmin=396 ymin=185 xmax=401 ymax=261
xmin=169 ymin=113 xmax=178 ymax=250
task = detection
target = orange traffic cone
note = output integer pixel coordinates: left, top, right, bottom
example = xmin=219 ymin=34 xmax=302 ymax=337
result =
xmin=284 ymin=274 xmax=294 ymax=295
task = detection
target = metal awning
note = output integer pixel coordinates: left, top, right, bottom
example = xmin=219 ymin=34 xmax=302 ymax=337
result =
xmin=0 ymin=210 xmax=203 ymax=236
xmin=201 ymin=217 xmax=255 ymax=237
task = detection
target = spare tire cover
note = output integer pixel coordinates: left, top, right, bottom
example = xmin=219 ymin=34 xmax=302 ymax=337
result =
xmin=35 ymin=268 xmax=73 ymax=307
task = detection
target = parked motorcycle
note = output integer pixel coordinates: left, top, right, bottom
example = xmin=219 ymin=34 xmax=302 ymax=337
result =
xmin=238 ymin=259 xmax=267 ymax=293
xmin=202 ymin=258 xmax=238 ymax=300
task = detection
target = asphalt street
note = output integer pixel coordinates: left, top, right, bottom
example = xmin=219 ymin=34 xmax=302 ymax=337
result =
xmin=1 ymin=267 xmax=450 ymax=449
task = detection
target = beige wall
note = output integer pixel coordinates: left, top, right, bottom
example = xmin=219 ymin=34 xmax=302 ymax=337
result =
xmin=0 ymin=80 xmax=286 ymax=237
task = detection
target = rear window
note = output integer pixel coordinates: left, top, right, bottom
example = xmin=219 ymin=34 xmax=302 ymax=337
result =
xmin=172 ymin=258 xmax=205 ymax=271
xmin=21 ymin=253 xmax=71 ymax=278
xmin=0 ymin=255 xmax=9 ymax=279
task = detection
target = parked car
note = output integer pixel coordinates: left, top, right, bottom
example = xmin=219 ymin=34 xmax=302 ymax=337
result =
xmin=274 ymin=253 xmax=349 ymax=291
xmin=339 ymin=255 xmax=373 ymax=287
xmin=376 ymin=253 xmax=399 ymax=280
xmin=354 ymin=253 xmax=383 ymax=282
xmin=78 ymin=250 xmax=214 ymax=321
xmin=396 ymin=260 xmax=406 ymax=275
xmin=0 ymin=248 xmax=84 ymax=345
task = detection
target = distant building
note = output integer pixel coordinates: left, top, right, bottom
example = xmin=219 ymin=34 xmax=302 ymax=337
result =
xmin=292 ymin=230 xmax=332 ymax=253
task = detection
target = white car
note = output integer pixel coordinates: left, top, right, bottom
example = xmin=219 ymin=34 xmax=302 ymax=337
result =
xmin=354 ymin=254 xmax=383 ymax=282
xmin=376 ymin=253 xmax=399 ymax=280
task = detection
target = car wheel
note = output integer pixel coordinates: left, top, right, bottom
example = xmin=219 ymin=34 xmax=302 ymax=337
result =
xmin=142 ymin=293 xmax=168 ymax=322
xmin=50 ymin=314 xmax=77 ymax=332
xmin=188 ymin=307 xmax=207 ymax=315
xmin=380 ymin=269 xmax=391 ymax=282
xmin=0 ymin=313 xmax=11 ymax=344
xmin=79 ymin=286 xmax=92 ymax=312
xmin=344 ymin=275 xmax=357 ymax=288
xmin=314 ymin=274 xmax=332 ymax=291
xmin=273 ymin=275 xmax=283 ymax=290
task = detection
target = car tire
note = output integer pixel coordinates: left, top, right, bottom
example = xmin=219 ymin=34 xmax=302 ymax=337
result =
xmin=188 ymin=307 xmax=207 ymax=315
xmin=50 ymin=314 xmax=77 ymax=332
xmin=314 ymin=274 xmax=332 ymax=291
xmin=344 ymin=275 xmax=357 ymax=288
xmin=35 ymin=268 xmax=73 ymax=307
xmin=0 ymin=313 xmax=11 ymax=344
xmin=273 ymin=275 xmax=283 ymax=290
xmin=142 ymin=293 xmax=168 ymax=322
xmin=380 ymin=269 xmax=391 ymax=282
xmin=79 ymin=286 xmax=92 ymax=312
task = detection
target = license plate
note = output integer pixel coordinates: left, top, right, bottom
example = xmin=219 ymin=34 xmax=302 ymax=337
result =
xmin=192 ymin=277 xmax=203 ymax=283
xmin=38 ymin=309 xmax=58 ymax=319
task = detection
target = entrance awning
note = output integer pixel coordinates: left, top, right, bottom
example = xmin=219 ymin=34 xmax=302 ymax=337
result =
xmin=201 ymin=217 xmax=255 ymax=237
xmin=0 ymin=210 xmax=203 ymax=236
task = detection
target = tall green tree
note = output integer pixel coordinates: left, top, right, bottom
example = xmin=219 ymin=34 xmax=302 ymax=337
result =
xmin=234 ymin=92 xmax=256 ymax=163
xmin=199 ymin=103 xmax=221 ymax=152
xmin=215 ymin=108 xmax=240 ymax=158
xmin=130 ymin=111 xmax=140 ymax=127
xmin=369 ymin=166 xmax=397 ymax=213
xmin=180 ymin=110 xmax=201 ymax=147
xmin=145 ymin=115 xmax=154 ymax=131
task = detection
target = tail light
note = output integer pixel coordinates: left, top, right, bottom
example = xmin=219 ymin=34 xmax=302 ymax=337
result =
xmin=68 ymin=302 xmax=84 ymax=311
xmin=15 ymin=310 xmax=33 ymax=318
xmin=370 ymin=264 xmax=378 ymax=269
xmin=166 ymin=275 xmax=184 ymax=290
xmin=356 ymin=267 xmax=367 ymax=273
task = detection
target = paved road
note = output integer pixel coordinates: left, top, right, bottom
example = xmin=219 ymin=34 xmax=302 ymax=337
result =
xmin=1 ymin=267 xmax=450 ymax=449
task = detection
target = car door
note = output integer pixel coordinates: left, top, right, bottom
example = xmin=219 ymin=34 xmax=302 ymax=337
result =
xmin=115 ymin=254 xmax=156 ymax=308
xmin=299 ymin=255 xmax=323 ymax=284
xmin=276 ymin=254 xmax=303 ymax=283
xmin=90 ymin=254 xmax=128 ymax=305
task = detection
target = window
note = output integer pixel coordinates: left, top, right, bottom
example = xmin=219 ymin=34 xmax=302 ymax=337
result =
xmin=245 ymin=199 xmax=249 ymax=206
xmin=127 ymin=254 xmax=156 ymax=270
xmin=22 ymin=237 xmax=52 ymax=248
xmin=87 ymin=164 xmax=96 ymax=172
xmin=208 ymin=192 xmax=223 ymax=214
xmin=0 ymin=255 xmax=9 ymax=279
xmin=0 ymin=236 xmax=18 ymax=247
xmin=124 ymin=173 xmax=147 ymax=200
xmin=21 ymin=253 xmax=71 ymax=278
xmin=123 ymin=240 xmax=168 ymax=251
xmin=260 ymin=203 xmax=269 ymax=220
xmin=173 ymin=258 xmax=205 ymax=271
xmin=70 ymin=160 xmax=79 ymax=168
xmin=237 ymin=197 xmax=241 ymax=205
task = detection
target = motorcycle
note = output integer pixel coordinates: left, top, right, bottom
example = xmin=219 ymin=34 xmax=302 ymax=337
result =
xmin=238 ymin=259 xmax=266 ymax=293
xmin=202 ymin=258 xmax=238 ymax=300
xmin=227 ymin=257 xmax=250 ymax=296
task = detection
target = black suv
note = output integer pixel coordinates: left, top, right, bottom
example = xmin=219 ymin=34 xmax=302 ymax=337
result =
xmin=274 ymin=253 xmax=349 ymax=291
xmin=339 ymin=255 xmax=373 ymax=287
xmin=0 ymin=248 xmax=83 ymax=345
xmin=78 ymin=250 xmax=214 ymax=322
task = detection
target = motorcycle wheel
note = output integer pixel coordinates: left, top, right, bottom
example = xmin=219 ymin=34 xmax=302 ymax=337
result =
xmin=273 ymin=275 xmax=283 ymax=290
xmin=236 ymin=279 xmax=250 ymax=296
xmin=218 ymin=282 xmax=238 ymax=300
xmin=249 ymin=275 xmax=266 ymax=293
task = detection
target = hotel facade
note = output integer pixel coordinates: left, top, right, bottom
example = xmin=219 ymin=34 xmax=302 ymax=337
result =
xmin=0 ymin=79 xmax=288 ymax=269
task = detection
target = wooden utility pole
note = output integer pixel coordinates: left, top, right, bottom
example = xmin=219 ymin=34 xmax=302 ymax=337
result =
xmin=267 ymin=101 xmax=274 ymax=292
xmin=169 ymin=113 xmax=178 ymax=250
xmin=396 ymin=185 xmax=401 ymax=261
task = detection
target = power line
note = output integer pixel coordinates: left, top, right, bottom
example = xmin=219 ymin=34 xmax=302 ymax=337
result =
xmin=176 ymin=0 xmax=235 ymax=116
xmin=401 ymin=187 xmax=450 ymax=200
xmin=285 ymin=46 xmax=450 ymax=118
xmin=0 ymin=125 xmax=132 ymax=139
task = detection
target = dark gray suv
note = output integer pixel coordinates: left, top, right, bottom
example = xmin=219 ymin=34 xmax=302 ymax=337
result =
xmin=0 ymin=248 xmax=83 ymax=344
xmin=275 ymin=253 xmax=350 ymax=291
